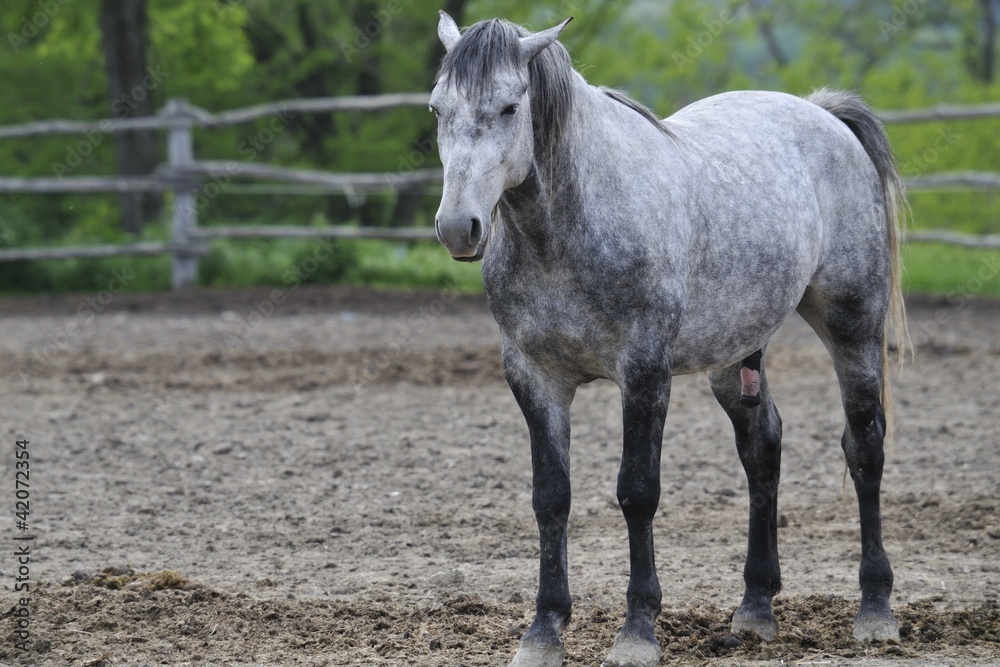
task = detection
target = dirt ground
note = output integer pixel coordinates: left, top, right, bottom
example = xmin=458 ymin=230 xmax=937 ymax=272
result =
xmin=0 ymin=285 xmax=997 ymax=666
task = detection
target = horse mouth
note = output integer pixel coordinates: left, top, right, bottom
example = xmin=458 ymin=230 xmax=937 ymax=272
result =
xmin=452 ymin=233 xmax=487 ymax=262
xmin=455 ymin=249 xmax=484 ymax=262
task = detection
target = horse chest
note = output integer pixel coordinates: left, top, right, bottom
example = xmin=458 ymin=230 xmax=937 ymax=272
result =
xmin=485 ymin=275 xmax=629 ymax=381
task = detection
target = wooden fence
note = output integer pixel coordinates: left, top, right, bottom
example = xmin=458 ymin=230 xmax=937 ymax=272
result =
xmin=0 ymin=94 xmax=998 ymax=289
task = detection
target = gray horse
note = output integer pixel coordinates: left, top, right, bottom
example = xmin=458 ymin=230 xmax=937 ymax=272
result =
xmin=431 ymin=12 xmax=907 ymax=667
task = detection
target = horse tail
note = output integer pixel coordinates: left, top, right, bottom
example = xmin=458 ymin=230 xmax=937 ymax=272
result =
xmin=806 ymin=88 xmax=910 ymax=447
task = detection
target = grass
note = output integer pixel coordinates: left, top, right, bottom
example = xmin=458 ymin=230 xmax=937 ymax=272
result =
xmin=901 ymin=243 xmax=1000 ymax=299
xmin=0 ymin=237 xmax=997 ymax=300
xmin=198 ymin=237 xmax=484 ymax=293
xmin=342 ymin=239 xmax=483 ymax=293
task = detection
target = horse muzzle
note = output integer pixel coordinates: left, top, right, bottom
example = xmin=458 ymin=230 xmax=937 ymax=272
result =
xmin=435 ymin=213 xmax=488 ymax=262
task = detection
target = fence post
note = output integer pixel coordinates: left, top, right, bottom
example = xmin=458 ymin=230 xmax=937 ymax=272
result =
xmin=165 ymin=98 xmax=199 ymax=289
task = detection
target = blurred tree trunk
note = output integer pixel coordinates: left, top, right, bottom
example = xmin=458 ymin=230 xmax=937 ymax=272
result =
xmin=747 ymin=0 xmax=787 ymax=69
xmin=99 ymin=0 xmax=162 ymax=235
xmin=390 ymin=0 xmax=467 ymax=229
xmin=350 ymin=0 xmax=385 ymax=227
xmin=982 ymin=0 xmax=997 ymax=83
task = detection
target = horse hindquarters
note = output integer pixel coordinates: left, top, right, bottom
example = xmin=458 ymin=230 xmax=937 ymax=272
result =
xmin=797 ymin=89 xmax=902 ymax=641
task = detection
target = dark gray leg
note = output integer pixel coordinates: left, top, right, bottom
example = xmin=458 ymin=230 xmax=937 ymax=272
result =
xmin=799 ymin=294 xmax=899 ymax=642
xmin=504 ymin=350 xmax=575 ymax=667
xmin=709 ymin=354 xmax=782 ymax=641
xmin=834 ymin=349 xmax=899 ymax=642
xmin=604 ymin=364 xmax=670 ymax=667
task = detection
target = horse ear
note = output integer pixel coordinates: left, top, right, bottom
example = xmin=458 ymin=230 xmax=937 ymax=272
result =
xmin=438 ymin=11 xmax=462 ymax=52
xmin=518 ymin=16 xmax=573 ymax=63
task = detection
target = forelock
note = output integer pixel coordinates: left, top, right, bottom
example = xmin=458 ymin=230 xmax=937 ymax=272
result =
xmin=436 ymin=19 xmax=526 ymax=98
xmin=434 ymin=17 xmax=575 ymax=154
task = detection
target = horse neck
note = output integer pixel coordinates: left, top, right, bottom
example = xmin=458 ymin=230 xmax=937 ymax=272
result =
xmin=496 ymin=75 xmax=608 ymax=255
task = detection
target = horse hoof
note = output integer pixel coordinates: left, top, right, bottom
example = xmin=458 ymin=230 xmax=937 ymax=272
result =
xmin=731 ymin=609 xmax=777 ymax=642
xmin=602 ymin=636 xmax=660 ymax=667
xmin=854 ymin=612 xmax=900 ymax=642
xmin=509 ymin=642 xmax=564 ymax=667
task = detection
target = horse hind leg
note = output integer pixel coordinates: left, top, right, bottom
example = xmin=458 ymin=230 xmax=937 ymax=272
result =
xmin=708 ymin=349 xmax=782 ymax=641
xmin=798 ymin=292 xmax=899 ymax=642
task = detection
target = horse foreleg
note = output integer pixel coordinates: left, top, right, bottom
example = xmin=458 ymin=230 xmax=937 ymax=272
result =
xmin=504 ymin=351 xmax=574 ymax=667
xmin=603 ymin=365 xmax=670 ymax=667
xmin=709 ymin=358 xmax=782 ymax=641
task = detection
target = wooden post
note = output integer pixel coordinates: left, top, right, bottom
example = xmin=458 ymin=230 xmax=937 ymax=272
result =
xmin=165 ymin=98 xmax=199 ymax=290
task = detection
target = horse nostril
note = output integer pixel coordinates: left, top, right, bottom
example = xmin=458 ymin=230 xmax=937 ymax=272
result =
xmin=469 ymin=217 xmax=483 ymax=247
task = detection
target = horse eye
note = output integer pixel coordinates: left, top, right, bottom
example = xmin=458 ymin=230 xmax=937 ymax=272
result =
xmin=501 ymin=104 xmax=518 ymax=116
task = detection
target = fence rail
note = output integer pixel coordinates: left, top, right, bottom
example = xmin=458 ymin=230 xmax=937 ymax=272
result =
xmin=0 ymin=94 xmax=997 ymax=289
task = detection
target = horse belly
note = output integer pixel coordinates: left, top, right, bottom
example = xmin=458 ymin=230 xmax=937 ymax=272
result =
xmin=670 ymin=293 xmax=801 ymax=374
xmin=670 ymin=235 xmax=817 ymax=375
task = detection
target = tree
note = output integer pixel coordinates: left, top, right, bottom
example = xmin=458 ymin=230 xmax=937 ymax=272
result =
xmin=99 ymin=0 xmax=162 ymax=234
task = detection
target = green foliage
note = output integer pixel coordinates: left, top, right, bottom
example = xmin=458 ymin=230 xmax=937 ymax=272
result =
xmin=198 ymin=236 xmax=358 ymax=288
xmin=902 ymin=244 xmax=1000 ymax=298
xmin=344 ymin=240 xmax=483 ymax=292
xmin=189 ymin=237 xmax=481 ymax=292
xmin=0 ymin=254 xmax=171 ymax=295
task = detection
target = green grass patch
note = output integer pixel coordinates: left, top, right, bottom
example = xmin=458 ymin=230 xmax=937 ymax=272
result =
xmin=902 ymin=243 xmax=1000 ymax=298
xmin=198 ymin=237 xmax=483 ymax=293
xmin=342 ymin=239 xmax=482 ymax=293
xmin=2 ymin=235 xmax=998 ymax=301
xmin=0 ymin=254 xmax=172 ymax=294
